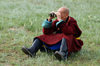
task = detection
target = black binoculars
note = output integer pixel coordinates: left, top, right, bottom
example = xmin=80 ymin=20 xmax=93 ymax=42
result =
xmin=49 ymin=13 xmax=57 ymax=17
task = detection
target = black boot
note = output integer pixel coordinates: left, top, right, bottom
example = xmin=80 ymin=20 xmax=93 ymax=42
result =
xmin=54 ymin=38 xmax=68 ymax=61
xmin=22 ymin=38 xmax=43 ymax=57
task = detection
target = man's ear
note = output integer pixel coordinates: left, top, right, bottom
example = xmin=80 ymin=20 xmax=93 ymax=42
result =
xmin=66 ymin=12 xmax=69 ymax=16
xmin=65 ymin=13 xmax=68 ymax=18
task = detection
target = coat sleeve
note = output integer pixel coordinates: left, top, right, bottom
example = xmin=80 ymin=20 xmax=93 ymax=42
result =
xmin=59 ymin=19 xmax=82 ymax=37
xmin=42 ymin=19 xmax=58 ymax=34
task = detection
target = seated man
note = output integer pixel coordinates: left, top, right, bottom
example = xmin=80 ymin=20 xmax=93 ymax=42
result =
xmin=22 ymin=7 xmax=83 ymax=61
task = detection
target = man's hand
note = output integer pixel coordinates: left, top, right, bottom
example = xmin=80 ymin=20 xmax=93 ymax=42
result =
xmin=48 ymin=11 xmax=55 ymax=22
xmin=48 ymin=11 xmax=62 ymax=22
xmin=55 ymin=12 xmax=62 ymax=21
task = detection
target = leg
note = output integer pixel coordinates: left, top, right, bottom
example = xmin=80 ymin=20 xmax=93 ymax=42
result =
xmin=54 ymin=38 xmax=68 ymax=61
xmin=22 ymin=38 xmax=43 ymax=57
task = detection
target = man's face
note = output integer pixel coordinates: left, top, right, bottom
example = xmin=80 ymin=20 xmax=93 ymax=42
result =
xmin=57 ymin=9 xmax=68 ymax=21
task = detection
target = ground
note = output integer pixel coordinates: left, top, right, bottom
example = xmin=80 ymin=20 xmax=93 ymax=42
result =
xmin=0 ymin=0 xmax=100 ymax=66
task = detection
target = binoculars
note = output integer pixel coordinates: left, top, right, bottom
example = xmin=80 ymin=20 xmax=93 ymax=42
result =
xmin=49 ymin=13 xmax=57 ymax=17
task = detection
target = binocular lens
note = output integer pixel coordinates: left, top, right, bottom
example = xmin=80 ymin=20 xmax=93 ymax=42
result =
xmin=49 ymin=13 xmax=57 ymax=17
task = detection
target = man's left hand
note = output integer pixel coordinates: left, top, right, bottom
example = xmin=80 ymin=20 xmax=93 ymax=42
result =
xmin=55 ymin=12 xmax=62 ymax=21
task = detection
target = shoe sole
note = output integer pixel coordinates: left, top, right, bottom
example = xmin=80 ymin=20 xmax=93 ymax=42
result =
xmin=54 ymin=51 xmax=65 ymax=61
xmin=22 ymin=46 xmax=33 ymax=57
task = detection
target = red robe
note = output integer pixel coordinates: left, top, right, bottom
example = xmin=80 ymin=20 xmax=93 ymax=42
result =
xmin=34 ymin=16 xmax=83 ymax=57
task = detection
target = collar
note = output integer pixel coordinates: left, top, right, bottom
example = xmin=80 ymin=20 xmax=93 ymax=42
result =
xmin=65 ymin=16 xmax=69 ymax=23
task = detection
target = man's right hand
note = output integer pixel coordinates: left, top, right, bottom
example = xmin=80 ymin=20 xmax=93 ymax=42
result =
xmin=48 ymin=11 xmax=55 ymax=22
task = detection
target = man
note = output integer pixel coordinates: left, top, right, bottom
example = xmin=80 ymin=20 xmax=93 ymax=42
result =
xmin=22 ymin=7 xmax=83 ymax=61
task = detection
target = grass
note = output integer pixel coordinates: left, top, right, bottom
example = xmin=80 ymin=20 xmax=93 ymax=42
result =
xmin=0 ymin=0 xmax=100 ymax=66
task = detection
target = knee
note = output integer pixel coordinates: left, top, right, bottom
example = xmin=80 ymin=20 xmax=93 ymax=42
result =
xmin=62 ymin=38 xmax=66 ymax=40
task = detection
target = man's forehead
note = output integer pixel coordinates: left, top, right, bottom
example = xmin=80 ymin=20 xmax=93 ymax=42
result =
xmin=57 ymin=8 xmax=64 ymax=13
xmin=57 ymin=7 xmax=67 ymax=13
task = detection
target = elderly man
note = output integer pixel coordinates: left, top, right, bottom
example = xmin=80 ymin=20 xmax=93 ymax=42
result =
xmin=22 ymin=7 xmax=83 ymax=61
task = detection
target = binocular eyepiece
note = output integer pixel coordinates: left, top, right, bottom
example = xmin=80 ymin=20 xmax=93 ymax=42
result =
xmin=49 ymin=13 xmax=57 ymax=17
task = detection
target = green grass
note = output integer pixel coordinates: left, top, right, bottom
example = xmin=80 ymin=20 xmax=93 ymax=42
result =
xmin=0 ymin=0 xmax=100 ymax=66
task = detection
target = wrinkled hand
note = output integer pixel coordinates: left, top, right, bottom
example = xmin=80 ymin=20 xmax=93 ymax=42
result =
xmin=48 ymin=11 xmax=55 ymax=22
xmin=55 ymin=12 xmax=62 ymax=21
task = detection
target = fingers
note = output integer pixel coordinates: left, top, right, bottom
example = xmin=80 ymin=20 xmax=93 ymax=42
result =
xmin=49 ymin=11 xmax=61 ymax=21
xmin=49 ymin=11 xmax=61 ymax=16
xmin=55 ymin=12 xmax=61 ymax=21
xmin=49 ymin=11 xmax=56 ymax=19
xmin=55 ymin=12 xmax=61 ymax=16
xmin=48 ymin=11 xmax=61 ymax=21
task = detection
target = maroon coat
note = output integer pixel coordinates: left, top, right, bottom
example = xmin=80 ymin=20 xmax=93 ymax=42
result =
xmin=34 ymin=16 xmax=83 ymax=57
